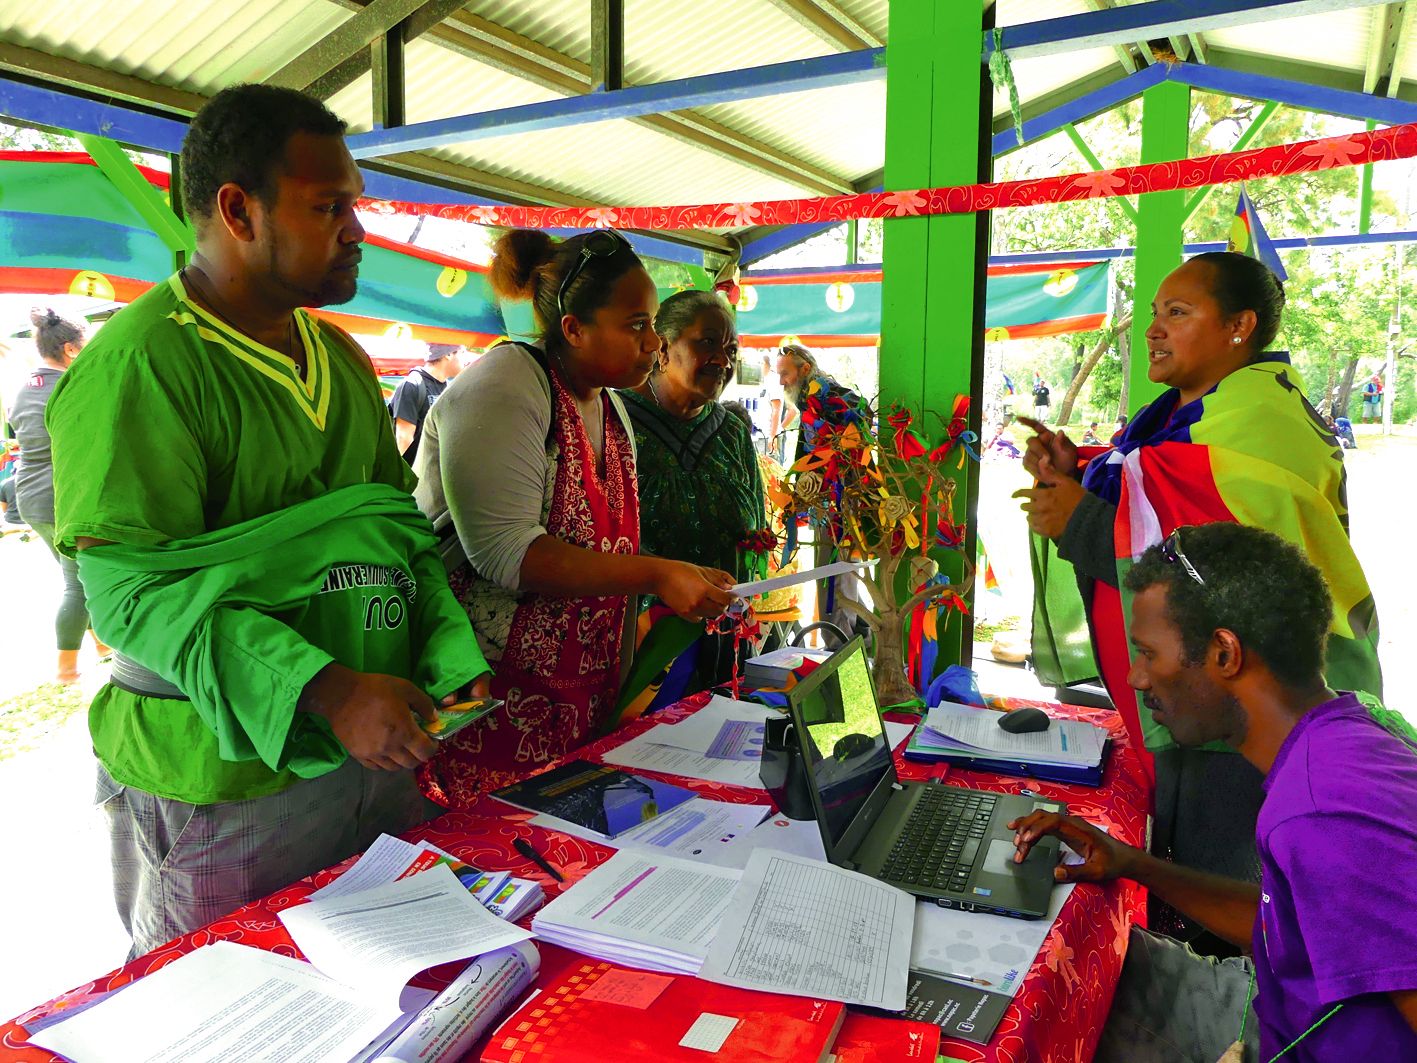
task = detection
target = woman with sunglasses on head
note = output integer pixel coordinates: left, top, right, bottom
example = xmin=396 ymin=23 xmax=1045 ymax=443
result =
xmin=618 ymin=290 xmax=766 ymax=701
xmin=1015 ymin=252 xmax=1381 ymax=931
xmin=414 ymin=230 xmax=736 ymax=806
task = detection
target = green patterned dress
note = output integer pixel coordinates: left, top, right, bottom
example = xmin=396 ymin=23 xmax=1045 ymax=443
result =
xmin=620 ymin=389 xmax=766 ymax=686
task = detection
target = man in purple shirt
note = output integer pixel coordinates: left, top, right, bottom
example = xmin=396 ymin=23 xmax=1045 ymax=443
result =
xmin=1011 ymin=522 xmax=1417 ymax=1061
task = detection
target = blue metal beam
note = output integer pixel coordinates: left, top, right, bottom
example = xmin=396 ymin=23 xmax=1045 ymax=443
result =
xmin=984 ymin=0 xmax=1391 ymax=61
xmin=1166 ymin=61 xmax=1417 ymax=125
xmin=0 ymin=76 xmax=707 ymax=265
xmin=988 ymin=229 xmax=1417 ymax=267
xmin=346 ymin=48 xmax=886 ymax=158
xmin=0 ymin=78 xmax=186 ymax=153
xmin=993 ymin=65 xmax=1165 ymax=156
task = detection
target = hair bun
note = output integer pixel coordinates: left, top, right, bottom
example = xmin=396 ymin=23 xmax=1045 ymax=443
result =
xmin=488 ymin=230 xmax=558 ymax=301
xmin=29 ymin=308 xmax=61 ymax=329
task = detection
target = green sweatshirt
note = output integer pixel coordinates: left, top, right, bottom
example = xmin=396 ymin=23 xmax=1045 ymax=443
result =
xmin=78 ymin=484 xmax=487 ymax=802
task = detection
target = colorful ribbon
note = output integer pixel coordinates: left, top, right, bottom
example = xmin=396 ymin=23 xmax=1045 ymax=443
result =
xmin=357 ymin=122 xmax=1417 ymax=232
xmin=705 ymin=604 xmax=762 ymax=699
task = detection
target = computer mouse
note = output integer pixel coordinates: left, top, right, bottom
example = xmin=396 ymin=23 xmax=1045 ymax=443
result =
xmin=998 ymin=707 xmax=1051 ymax=733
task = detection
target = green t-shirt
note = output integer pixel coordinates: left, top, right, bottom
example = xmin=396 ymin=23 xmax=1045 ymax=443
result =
xmin=48 ymin=274 xmax=480 ymax=802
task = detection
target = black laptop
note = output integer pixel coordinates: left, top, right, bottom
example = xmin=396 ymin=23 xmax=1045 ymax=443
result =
xmin=785 ymin=638 xmax=1063 ymax=918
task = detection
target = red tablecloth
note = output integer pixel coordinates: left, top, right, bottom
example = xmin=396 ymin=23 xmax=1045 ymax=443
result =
xmin=4 ymin=694 xmax=1148 ymax=1062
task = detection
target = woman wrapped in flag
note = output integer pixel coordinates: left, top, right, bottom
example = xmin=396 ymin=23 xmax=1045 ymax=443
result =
xmin=1015 ymin=251 xmax=1381 ymax=907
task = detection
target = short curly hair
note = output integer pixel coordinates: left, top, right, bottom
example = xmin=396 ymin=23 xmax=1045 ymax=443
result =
xmin=180 ymin=84 xmax=346 ymax=224
xmin=1124 ymin=523 xmax=1332 ymax=688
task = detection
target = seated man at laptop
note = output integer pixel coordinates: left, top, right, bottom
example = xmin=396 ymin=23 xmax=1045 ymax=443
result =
xmin=1009 ymin=523 xmax=1417 ymax=1061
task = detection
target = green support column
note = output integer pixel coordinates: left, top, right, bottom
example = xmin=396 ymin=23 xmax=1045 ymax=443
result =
xmin=1128 ymin=81 xmax=1191 ymax=414
xmin=1359 ymin=118 xmax=1377 ymax=235
xmin=879 ymin=0 xmax=989 ymax=666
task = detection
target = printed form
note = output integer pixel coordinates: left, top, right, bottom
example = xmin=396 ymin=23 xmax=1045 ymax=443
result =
xmin=699 ymin=849 xmax=913 ymax=1010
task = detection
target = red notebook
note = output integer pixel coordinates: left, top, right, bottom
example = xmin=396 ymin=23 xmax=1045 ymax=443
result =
xmin=480 ymin=961 xmax=846 ymax=1063
xmin=830 ymin=1012 xmax=941 ymax=1062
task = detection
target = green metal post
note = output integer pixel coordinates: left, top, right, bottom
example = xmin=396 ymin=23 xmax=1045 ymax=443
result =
xmin=1359 ymin=118 xmax=1378 ymax=235
xmin=879 ymin=0 xmax=989 ymax=667
xmin=1128 ymin=81 xmax=1191 ymax=414
xmin=845 ymin=219 xmax=859 ymax=265
xmin=77 ymin=133 xmax=193 ymax=263
xmin=1063 ymin=123 xmax=1140 ymax=227
xmin=1181 ymin=99 xmax=1278 ymax=225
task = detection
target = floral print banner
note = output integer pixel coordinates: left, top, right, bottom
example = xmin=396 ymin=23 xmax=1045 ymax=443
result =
xmin=358 ymin=121 xmax=1417 ymax=231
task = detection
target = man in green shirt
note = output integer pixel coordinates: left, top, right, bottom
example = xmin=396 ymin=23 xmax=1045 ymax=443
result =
xmin=47 ymin=85 xmax=488 ymax=957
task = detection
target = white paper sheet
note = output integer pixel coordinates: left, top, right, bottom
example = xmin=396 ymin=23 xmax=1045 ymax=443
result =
xmin=531 ymin=850 xmax=740 ymax=972
xmin=650 ymin=695 xmax=780 ymax=754
xmin=532 ymin=797 xmax=770 ymax=867
xmin=309 ymin=833 xmax=439 ymax=902
xmin=600 ymin=730 xmax=769 ymax=787
xmin=923 ymin=704 xmax=1107 ymax=766
xmin=722 ymin=812 xmax=828 ymax=864
xmin=732 ymin=559 xmax=873 ymax=598
xmin=910 ymin=881 xmax=1075 ymax=998
xmin=28 ymin=942 xmax=401 ymax=1063
xmin=699 ymin=849 xmax=914 ymax=1010
xmin=279 ymin=864 xmax=534 ymax=1011
xmin=362 ymin=942 xmax=540 ymax=1063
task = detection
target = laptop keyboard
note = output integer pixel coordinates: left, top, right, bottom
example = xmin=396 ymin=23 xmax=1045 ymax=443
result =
xmin=881 ymin=788 xmax=998 ymax=893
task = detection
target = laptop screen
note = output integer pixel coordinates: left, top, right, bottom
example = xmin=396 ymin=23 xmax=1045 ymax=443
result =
xmin=790 ymin=640 xmax=896 ymax=850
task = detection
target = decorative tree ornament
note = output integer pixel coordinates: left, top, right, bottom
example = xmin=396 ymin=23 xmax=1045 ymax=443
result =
xmin=771 ymin=395 xmax=978 ymax=706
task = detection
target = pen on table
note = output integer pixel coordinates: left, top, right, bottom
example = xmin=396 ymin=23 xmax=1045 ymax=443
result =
xmin=938 ymin=971 xmax=994 ymax=987
xmin=514 ymin=837 xmax=565 ymax=883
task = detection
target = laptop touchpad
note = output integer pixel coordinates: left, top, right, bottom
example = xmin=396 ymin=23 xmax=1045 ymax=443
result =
xmin=981 ymin=838 xmax=1027 ymax=876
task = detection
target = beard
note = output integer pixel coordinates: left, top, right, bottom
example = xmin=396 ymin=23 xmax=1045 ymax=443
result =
xmin=784 ymin=380 xmax=803 ymax=406
xmin=266 ymin=233 xmax=358 ymax=308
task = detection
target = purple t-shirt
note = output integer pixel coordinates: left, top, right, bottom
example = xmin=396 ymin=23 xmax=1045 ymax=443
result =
xmin=1254 ymin=693 xmax=1417 ymax=1059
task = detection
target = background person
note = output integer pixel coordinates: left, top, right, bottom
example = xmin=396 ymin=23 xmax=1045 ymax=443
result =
xmin=621 ymin=290 xmax=765 ymax=693
xmin=775 ymin=343 xmax=866 ymax=465
xmin=389 ymin=342 xmax=463 ymax=464
xmin=414 ymin=230 xmax=735 ymax=806
xmin=1010 ymin=524 xmax=1417 ymax=1062
xmin=6 ymin=309 xmax=105 ymax=683
xmin=1016 ymin=252 xmax=1380 ymax=943
xmin=1360 ymin=372 xmax=1383 ymax=423
xmin=47 ymin=85 xmax=486 ymax=957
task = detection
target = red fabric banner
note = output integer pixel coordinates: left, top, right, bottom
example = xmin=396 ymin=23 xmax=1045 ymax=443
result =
xmin=358 ymin=121 xmax=1417 ymax=231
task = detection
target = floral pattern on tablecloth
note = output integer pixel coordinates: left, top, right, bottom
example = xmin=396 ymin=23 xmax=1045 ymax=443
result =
xmin=4 ymin=693 xmax=1149 ymax=1063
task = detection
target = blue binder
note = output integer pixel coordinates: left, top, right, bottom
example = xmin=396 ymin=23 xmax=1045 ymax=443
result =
xmin=902 ymin=731 xmax=1110 ymax=787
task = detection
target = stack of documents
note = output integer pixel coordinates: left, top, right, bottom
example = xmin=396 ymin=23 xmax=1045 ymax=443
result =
xmin=312 ymin=833 xmax=545 ymax=921
xmin=531 ymin=850 xmax=741 ymax=974
xmin=743 ymin=645 xmax=833 ymax=688
xmin=907 ymin=703 xmax=1109 ymax=785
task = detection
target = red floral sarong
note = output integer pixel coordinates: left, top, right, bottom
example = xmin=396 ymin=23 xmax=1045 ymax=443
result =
xmin=419 ymin=372 xmax=639 ymax=807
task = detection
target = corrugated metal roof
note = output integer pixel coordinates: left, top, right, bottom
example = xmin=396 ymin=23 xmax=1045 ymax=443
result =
xmin=0 ymin=0 xmax=1413 ymax=247
xmin=1206 ymin=5 xmax=1375 ymax=74
xmin=0 ymin=0 xmax=349 ymax=95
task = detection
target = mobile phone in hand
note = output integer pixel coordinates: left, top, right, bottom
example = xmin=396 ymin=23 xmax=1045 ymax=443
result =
xmin=419 ymin=697 xmax=503 ymax=741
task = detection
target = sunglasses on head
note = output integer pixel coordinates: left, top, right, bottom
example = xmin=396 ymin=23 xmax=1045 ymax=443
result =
xmin=557 ymin=229 xmax=631 ymax=318
xmin=1160 ymin=528 xmax=1206 ymax=586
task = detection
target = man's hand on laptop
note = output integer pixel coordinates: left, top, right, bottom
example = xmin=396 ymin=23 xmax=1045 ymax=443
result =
xmin=1008 ymin=811 xmax=1139 ymax=884
xmin=299 ymin=662 xmax=439 ymax=770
